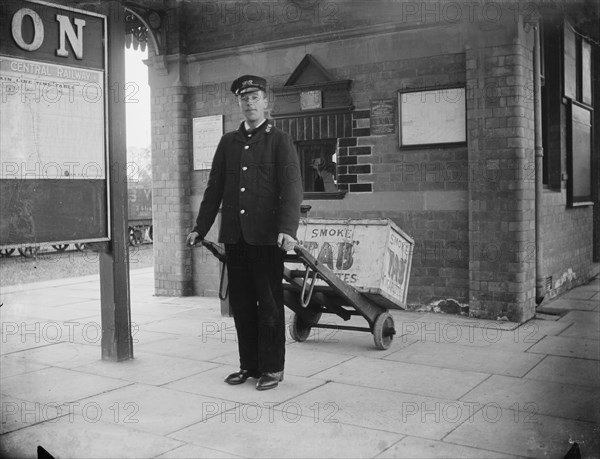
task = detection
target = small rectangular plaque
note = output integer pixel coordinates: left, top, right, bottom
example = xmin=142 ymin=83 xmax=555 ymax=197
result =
xmin=370 ymin=99 xmax=395 ymax=135
xmin=300 ymin=90 xmax=322 ymax=110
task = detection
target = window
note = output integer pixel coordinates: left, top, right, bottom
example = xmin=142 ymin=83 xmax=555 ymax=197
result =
xmin=567 ymin=101 xmax=593 ymax=206
xmin=562 ymin=21 xmax=594 ymax=206
xmin=295 ymin=139 xmax=339 ymax=196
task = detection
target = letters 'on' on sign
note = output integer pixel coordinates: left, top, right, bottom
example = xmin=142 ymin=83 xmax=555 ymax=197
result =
xmin=11 ymin=7 xmax=86 ymax=59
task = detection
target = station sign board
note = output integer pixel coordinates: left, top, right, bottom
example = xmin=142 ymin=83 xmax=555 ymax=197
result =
xmin=0 ymin=0 xmax=109 ymax=246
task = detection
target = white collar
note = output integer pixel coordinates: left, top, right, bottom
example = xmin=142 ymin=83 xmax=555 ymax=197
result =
xmin=244 ymin=119 xmax=266 ymax=132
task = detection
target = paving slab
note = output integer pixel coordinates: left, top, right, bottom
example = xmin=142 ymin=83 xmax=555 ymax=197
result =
xmin=545 ymin=298 xmax=597 ymax=311
xmin=129 ymin=304 xmax=204 ymax=318
xmin=139 ymin=316 xmax=217 ymax=337
xmin=1 ymin=274 xmax=100 ymax=295
xmin=168 ymin=404 xmax=403 ymax=458
xmin=375 ymin=436 xmax=526 ymax=458
xmin=524 ymin=355 xmax=600 ymax=387
xmin=559 ymin=322 xmax=600 ymax=341
xmin=135 ymin=335 xmax=239 ymax=362
xmin=526 ymin=335 xmax=600 ymax=360
xmin=0 ymin=366 xmax=131 ymax=405
xmin=460 ymin=374 xmax=600 ymax=424
xmin=0 ymin=354 xmax=48 ymax=379
xmin=288 ymin=381 xmax=476 ymax=440
xmin=1 ymin=393 xmax=61 ymax=434
xmin=171 ymin=305 xmax=233 ymax=320
xmin=163 ymin=364 xmax=327 ymax=405
xmin=156 ymin=444 xmax=245 ymax=458
xmin=2 ymin=341 xmax=101 ymax=369
xmin=0 ymin=303 xmax=100 ymax=322
xmin=77 ymin=383 xmax=234 ymax=436
xmin=384 ymin=320 xmax=543 ymax=350
xmin=557 ymin=310 xmax=600 ymax=340
xmin=209 ymin=345 xmax=355 ymax=377
xmin=0 ymin=414 xmax=184 ymax=459
xmin=311 ymin=355 xmax=488 ymax=399
xmin=520 ymin=318 xmax=573 ymax=338
xmin=393 ymin=311 xmax=519 ymax=331
xmin=72 ymin=351 xmax=220 ymax=386
xmin=445 ymin=409 xmax=600 ymax=459
xmin=560 ymin=288 xmax=599 ymax=300
xmin=0 ymin=290 xmax=99 ymax=310
xmin=0 ymin=333 xmax=63 ymax=356
xmin=281 ymin=329 xmax=412 ymax=358
xmin=559 ymin=310 xmax=600 ymax=324
xmin=385 ymin=341 xmax=543 ymax=377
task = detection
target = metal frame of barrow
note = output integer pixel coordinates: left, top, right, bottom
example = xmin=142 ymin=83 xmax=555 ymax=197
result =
xmin=283 ymin=245 xmax=396 ymax=350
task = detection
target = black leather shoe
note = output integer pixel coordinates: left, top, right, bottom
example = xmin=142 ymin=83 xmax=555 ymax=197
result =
xmin=224 ymin=369 xmax=260 ymax=385
xmin=256 ymin=371 xmax=284 ymax=391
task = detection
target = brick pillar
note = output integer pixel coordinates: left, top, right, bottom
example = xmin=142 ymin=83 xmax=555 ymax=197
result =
xmin=151 ymin=83 xmax=193 ymax=296
xmin=466 ymin=41 xmax=536 ymax=322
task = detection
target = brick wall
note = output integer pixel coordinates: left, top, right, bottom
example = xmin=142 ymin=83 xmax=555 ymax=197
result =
xmin=298 ymin=53 xmax=470 ymax=306
xmin=465 ymin=39 xmax=537 ymax=322
xmin=541 ymin=191 xmax=595 ymax=298
xmin=180 ymin=1 xmax=426 ymax=55
xmin=151 ymin=84 xmax=194 ymax=296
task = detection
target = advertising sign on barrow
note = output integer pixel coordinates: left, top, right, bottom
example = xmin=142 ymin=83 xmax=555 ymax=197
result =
xmin=296 ymin=218 xmax=414 ymax=309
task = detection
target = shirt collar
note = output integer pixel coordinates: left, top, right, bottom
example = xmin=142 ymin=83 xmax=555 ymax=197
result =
xmin=244 ymin=119 xmax=266 ymax=132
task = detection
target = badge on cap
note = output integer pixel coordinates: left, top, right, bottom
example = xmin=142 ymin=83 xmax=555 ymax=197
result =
xmin=231 ymin=75 xmax=267 ymax=95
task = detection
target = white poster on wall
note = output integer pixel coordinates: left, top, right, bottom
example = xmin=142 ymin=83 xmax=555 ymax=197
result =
xmin=193 ymin=115 xmax=223 ymax=170
xmin=398 ymin=87 xmax=466 ymax=147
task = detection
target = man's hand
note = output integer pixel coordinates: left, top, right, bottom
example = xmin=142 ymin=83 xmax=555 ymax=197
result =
xmin=277 ymin=233 xmax=296 ymax=252
xmin=186 ymin=231 xmax=201 ymax=247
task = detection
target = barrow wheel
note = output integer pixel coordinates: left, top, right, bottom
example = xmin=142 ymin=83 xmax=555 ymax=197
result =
xmin=289 ymin=311 xmax=322 ymax=342
xmin=18 ymin=246 xmax=39 ymax=258
xmin=52 ymin=244 xmax=69 ymax=253
xmin=373 ymin=312 xmax=395 ymax=350
xmin=0 ymin=248 xmax=15 ymax=258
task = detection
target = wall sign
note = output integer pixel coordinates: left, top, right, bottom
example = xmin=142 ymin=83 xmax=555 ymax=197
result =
xmin=370 ymin=98 xmax=395 ymax=135
xmin=0 ymin=0 xmax=109 ymax=246
xmin=193 ymin=115 xmax=223 ymax=170
xmin=398 ymin=87 xmax=466 ymax=147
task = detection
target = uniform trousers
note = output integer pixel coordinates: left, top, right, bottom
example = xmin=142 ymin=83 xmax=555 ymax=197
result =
xmin=225 ymin=239 xmax=286 ymax=373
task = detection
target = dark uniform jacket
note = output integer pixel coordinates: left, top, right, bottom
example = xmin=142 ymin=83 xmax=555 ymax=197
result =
xmin=192 ymin=120 xmax=303 ymax=245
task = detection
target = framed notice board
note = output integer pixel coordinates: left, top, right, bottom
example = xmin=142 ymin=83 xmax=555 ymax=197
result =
xmin=0 ymin=0 xmax=109 ymax=246
xmin=398 ymin=86 xmax=466 ymax=147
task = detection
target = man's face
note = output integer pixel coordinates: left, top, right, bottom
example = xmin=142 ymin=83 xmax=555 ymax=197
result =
xmin=237 ymin=90 xmax=267 ymax=123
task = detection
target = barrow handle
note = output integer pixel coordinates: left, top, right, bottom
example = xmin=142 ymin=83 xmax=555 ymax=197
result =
xmin=199 ymin=240 xmax=226 ymax=263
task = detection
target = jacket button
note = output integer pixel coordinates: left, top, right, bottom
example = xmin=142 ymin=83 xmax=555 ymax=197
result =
xmin=242 ymin=166 xmax=247 ymax=171
xmin=240 ymin=209 xmax=246 ymax=214
xmin=240 ymin=187 xmax=246 ymax=192
xmin=244 ymin=145 xmax=249 ymax=150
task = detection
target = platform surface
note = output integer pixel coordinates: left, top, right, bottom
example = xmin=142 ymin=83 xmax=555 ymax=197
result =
xmin=1 ymin=267 xmax=599 ymax=458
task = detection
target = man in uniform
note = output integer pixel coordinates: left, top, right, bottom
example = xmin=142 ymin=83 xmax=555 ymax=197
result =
xmin=186 ymin=75 xmax=303 ymax=391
